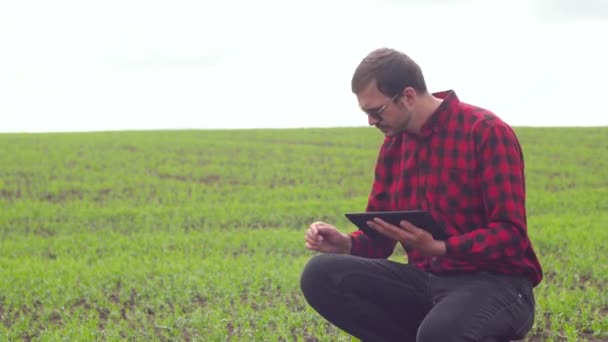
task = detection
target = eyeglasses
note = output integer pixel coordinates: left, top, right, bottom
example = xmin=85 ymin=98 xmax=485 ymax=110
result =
xmin=361 ymin=93 xmax=401 ymax=121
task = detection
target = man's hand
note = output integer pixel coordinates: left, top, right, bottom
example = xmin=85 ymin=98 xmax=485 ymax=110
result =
xmin=367 ymin=218 xmax=446 ymax=257
xmin=305 ymin=222 xmax=352 ymax=254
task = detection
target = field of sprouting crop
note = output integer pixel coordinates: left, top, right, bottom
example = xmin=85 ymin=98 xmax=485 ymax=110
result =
xmin=1 ymin=127 xmax=607 ymax=341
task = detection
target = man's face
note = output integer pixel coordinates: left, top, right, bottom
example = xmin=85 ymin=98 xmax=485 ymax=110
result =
xmin=356 ymin=82 xmax=413 ymax=136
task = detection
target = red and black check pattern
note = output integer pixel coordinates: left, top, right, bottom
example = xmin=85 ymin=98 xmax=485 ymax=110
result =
xmin=349 ymin=90 xmax=543 ymax=287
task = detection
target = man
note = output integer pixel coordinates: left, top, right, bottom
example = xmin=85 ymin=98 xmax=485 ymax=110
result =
xmin=299 ymin=47 xmax=543 ymax=342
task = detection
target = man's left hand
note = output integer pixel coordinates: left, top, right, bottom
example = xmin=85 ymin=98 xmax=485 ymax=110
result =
xmin=367 ymin=218 xmax=446 ymax=257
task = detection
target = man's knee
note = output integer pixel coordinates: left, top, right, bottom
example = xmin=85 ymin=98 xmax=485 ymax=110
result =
xmin=299 ymin=253 xmax=337 ymax=299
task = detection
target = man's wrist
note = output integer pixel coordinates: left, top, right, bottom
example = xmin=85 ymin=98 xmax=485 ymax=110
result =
xmin=433 ymin=240 xmax=447 ymax=256
xmin=342 ymin=234 xmax=353 ymax=254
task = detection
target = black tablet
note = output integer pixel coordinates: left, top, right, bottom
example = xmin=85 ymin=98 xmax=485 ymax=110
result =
xmin=344 ymin=210 xmax=447 ymax=240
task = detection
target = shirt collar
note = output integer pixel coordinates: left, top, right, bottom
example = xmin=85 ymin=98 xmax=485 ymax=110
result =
xmin=418 ymin=89 xmax=460 ymax=138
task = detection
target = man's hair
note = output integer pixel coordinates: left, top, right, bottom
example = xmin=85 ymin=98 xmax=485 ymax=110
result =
xmin=351 ymin=47 xmax=428 ymax=97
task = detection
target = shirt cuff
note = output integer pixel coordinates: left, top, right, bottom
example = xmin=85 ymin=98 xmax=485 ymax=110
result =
xmin=348 ymin=232 xmax=365 ymax=256
xmin=445 ymin=234 xmax=472 ymax=258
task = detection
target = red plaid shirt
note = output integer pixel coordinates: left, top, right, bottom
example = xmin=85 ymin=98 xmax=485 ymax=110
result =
xmin=349 ymin=90 xmax=543 ymax=287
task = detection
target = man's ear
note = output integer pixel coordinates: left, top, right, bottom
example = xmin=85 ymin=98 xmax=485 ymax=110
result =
xmin=402 ymin=87 xmax=418 ymax=107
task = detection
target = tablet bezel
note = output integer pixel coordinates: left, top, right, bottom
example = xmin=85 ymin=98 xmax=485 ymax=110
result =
xmin=344 ymin=210 xmax=447 ymax=240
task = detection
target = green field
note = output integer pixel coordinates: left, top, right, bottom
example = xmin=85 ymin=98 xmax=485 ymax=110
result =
xmin=1 ymin=127 xmax=607 ymax=341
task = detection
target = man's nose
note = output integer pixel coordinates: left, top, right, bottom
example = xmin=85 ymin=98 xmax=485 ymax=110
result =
xmin=368 ymin=115 xmax=380 ymax=126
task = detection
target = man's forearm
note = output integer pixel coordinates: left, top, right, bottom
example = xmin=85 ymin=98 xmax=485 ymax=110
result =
xmin=348 ymin=231 xmax=398 ymax=259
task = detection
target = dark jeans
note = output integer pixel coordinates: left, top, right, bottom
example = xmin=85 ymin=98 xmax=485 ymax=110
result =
xmin=300 ymin=254 xmax=535 ymax=342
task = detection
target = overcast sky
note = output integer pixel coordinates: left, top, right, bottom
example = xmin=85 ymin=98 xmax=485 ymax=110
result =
xmin=1 ymin=0 xmax=607 ymax=133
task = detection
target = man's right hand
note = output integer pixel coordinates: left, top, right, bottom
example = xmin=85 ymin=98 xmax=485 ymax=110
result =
xmin=305 ymin=221 xmax=352 ymax=254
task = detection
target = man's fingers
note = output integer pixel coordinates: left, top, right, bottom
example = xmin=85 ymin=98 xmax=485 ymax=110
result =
xmin=305 ymin=241 xmax=324 ymax=251
xmin=305 ymin=242 xmax=318 ymax=251
xmin=305 ymin=233 xmax=322 ymax=245
xmin=307 ymin=222 xmax=335 ymax=248
xmin=370 ymin=218 xmax=400 ymax=234
xmin=306 ymin=228 xmax=324 ymax=244
xmin=310 ymin=227 xmax=324 ymax=239
xmin=369 ymin=218 xmax=418 ymax=242
xmin=400 ymin=220 xmax=428 ymax=238
xmin=399 ymin=220 xmax=417 ymax=232
xmin=315 ymin=224 xmax=333 ymax=232
xmin=315 ymin=225 xmax=338 ymax=240
xmin=311 ymin=222 xmax=332 ymax=236
xmin=306 ymin=229 xmax=316 ymax=239
xmin=367 ymin=219 xmax=398 ymax=240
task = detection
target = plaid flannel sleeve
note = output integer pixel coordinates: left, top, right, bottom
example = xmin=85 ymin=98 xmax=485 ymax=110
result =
xmin=445 ymin=123 xmax=531 ymax=260
xmin=349 ymin=143 xmax=398 ymax=258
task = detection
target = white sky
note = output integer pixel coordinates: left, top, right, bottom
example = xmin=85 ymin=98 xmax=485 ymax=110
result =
xmin=1 ymin=0 xmax=607 ymax=132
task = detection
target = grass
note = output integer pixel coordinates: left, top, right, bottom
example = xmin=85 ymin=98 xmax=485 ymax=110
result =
xmin=0 ymin=126 xmax=607 ymax=341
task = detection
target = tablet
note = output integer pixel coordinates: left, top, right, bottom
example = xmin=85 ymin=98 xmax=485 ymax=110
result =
xmin=344 ymin=210 xmax=447 ymax=240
